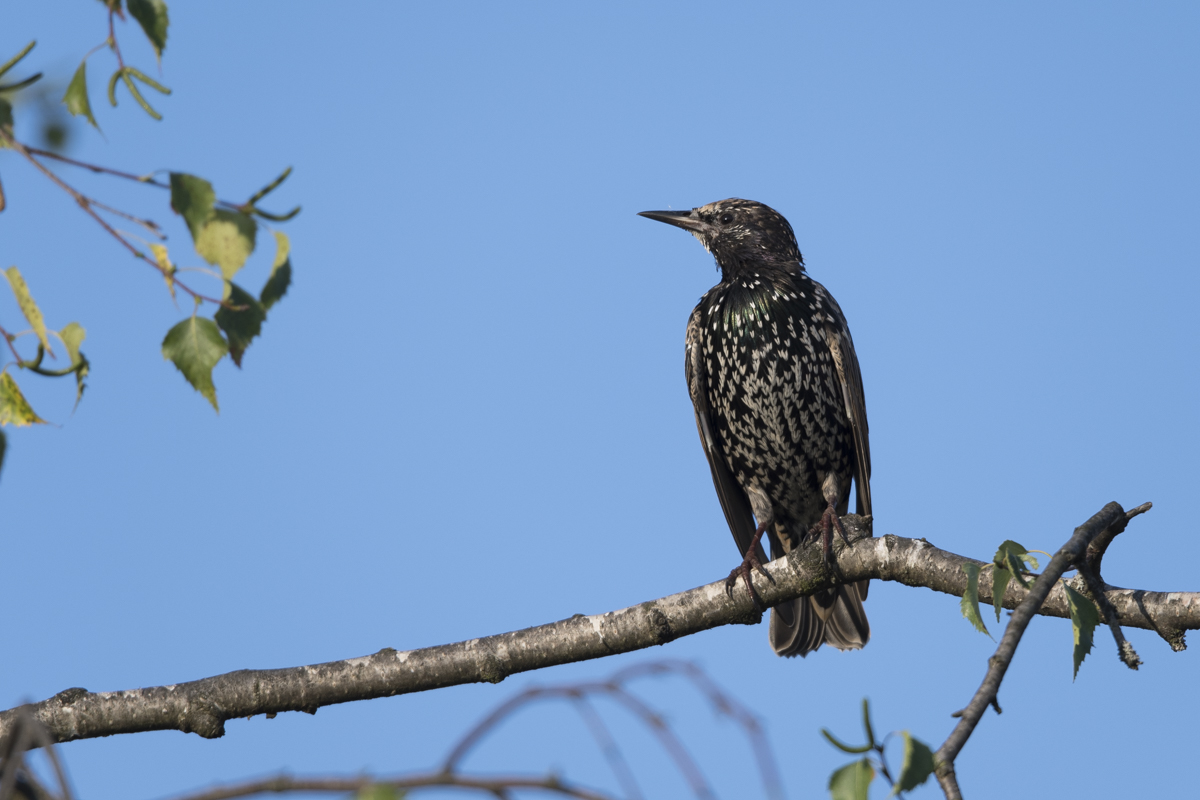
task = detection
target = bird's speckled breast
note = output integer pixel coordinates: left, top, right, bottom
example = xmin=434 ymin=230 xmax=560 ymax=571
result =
xmin=696 ymin=270 xmax=855 ymax=531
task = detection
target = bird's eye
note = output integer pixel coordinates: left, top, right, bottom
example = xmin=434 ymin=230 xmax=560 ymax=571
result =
xmin=719 ymin=212 xmax=734 ymax=225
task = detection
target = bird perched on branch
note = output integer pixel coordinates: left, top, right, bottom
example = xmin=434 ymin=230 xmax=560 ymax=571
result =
xmin=639 ymin=199 xmax=872 ymax=657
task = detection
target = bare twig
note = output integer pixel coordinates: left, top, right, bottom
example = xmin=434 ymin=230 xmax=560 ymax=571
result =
xmin=932 ymin=502 xmax=1126 ymax=800
xmin=607 ymin=661 xmax=784 ymax=800
xmin=1076 ymin=559 xmax=1142 ymax=670
xmin=443 ymin=684 xmax=715 ymax=799
xmin=158 ymin=773 xmax=617 ymax=800
xmin=1086 ymin=502 xmax=1152 ymax=580
xmin=0 ymin=130 xmax=224 ymax=306
xmin=0 ymin=322 xmax=24 ymax=362
xmin=569 ymin=697 xmax=644 ymax=800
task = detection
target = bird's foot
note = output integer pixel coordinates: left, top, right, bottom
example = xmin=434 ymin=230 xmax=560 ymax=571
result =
xmin=809 ymin=502 xmax=849 ymax=564
xmin=724 ymin=548 xmax=773 ymax=612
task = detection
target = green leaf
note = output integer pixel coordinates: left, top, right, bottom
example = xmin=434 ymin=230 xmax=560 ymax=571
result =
xmin=994 ymin=540 xmax=1033 ymax=591
xmin=960 ymin=563 xmax=992 ymax=637
xmin=195 ymin=209 xmax=257 ymax=280
xmin=829 ymin=758 xmax=874 ymax=800
xmin=0 ymin=41 xmax=36 ymax=82
xmin=63 ymin=60 xmax=99 ymax=129
xmin=260 ymin=230 xmax=292 ymax=310
xmin=892 ymin=731 xmax=936 ymax=795
xmin=170 ymin=172 xmax=216 ymax=239
xmin=127 ymin=0 xmax=169 ymax=61
xmin=4 ymin=266 xmax=53 ymax=356
xmin=0 ymin=98 xmax=12 ymax=138
xmin=120 ymin=69 xmax=163 ymax=120
xmin=991 ymin=565 xmax=1010 ymax=622
xmin=215 ymin=283 xmax=265 ymax=368
xmin=861 ymin=698 xmax=876 ymax=748
xmin=59 ymin=322 xmax=89 ymax=409
xmin=0 ymin=372 xmax=46 ymax=426
xmin=162 ymin=316 xmax=228 ymax=411
xmin=1064 ymin=584 xmax=1100 ymax=680
xmin=821 ymin=728 xmax=872 ymax=755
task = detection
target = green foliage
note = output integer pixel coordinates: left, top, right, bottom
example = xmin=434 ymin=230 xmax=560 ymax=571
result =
xmin=170 ymin=172 xmax=217 ymax=237
xmin=822 ymin=728 xmax=873 ymax=755
xmin=127 ymin=0 xmax=169 ymax=62
xmin=4 ymin=7 xmax=296 ymax=450
xmin=261 ymin=231 xmax=293 ymax=310
xmin=215 ymin=284 xmax=266 ymax=368
xmin=829 ymin=759 xmax=874 ymax=800
xmin=63 ymin=60 xmax=99 ymax=129
xmin=824 ymin=700 xmax=934 ymax=799
xmin=1063 ymin=584 xmax=1100 ymax=679
xmin=162 ymin=315 xmax=229 ymax=411
xmin=892 ymin=732 xmax=935 ymax=795
xmin=959 ymin=562 xmax=992 ymax=638
xmin=988 ymin=540 xmax=1038 ymax=621
xmin=108 ymin=65 xmax=171 ymax=120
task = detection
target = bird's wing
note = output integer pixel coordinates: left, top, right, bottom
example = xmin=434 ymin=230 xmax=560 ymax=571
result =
xmin=686 ymin=306 xmax=767 ymax=562
xmin=825 ymin=322 xmax=872 ymax=517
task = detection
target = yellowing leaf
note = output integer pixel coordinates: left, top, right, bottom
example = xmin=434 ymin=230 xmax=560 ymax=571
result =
xmin=1064 ymin=584 xmax=1100 ymax=680
xmin=127 ymin=0 xmax=169 ymax=62
xmin=260 ymin=230 xmax=292 ymax=311
xmin=4 ymin=266 xmax=53 ymax=356
xmin=63 ymin=59 xmax=99 ymax=129
xmin=0 ymin=372 xmax=46 ymax=426
xmin=162 ymin=316 xmax=228 ymax=411
xmin=195 ymin=209 xmax=257 ymax=280
xmin=59 ymin=321 xmax=88 ymax=409
xmin=150 ymin=243 xmax=176 ymax=299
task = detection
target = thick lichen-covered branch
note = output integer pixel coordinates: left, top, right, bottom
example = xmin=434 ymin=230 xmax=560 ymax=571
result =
xmin=1 ymin=509 xmax=1194 ymax=750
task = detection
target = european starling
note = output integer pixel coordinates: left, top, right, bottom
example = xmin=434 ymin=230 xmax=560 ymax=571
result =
xmin=639 ymin=199 xmax=872 ymax=657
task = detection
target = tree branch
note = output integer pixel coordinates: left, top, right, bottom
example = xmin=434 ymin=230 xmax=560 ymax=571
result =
xmin=932 ymin=502 xmax=1126 ymax=799
xmin=2 ymin=506 xmax=1194 ymax=750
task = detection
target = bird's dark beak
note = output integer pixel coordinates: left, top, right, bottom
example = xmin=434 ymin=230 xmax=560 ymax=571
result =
xmin=638 ymin=209 xmax=708 ymax=234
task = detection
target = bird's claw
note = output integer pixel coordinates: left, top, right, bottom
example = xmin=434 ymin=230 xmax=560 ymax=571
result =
xmin=809 ymin=503 xmax=849 ymax=564
xmin=724 ymin=549 xmax=773 ymax=612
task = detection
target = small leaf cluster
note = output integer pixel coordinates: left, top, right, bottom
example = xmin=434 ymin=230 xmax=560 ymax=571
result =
xmin=163 ymin=170 xmax=295 ymax=409
xmin=0 ymin=266 xmax=90 ymax=477
xmin=823 ymin=699 xmax=935 ymax=800
xmin=960 ymin=540 xmax=1100 ymax=679
xmin=64 ymin=0 xmax=171 ymax=128
xmin=0 ymin=4 xmax=300 ymax=480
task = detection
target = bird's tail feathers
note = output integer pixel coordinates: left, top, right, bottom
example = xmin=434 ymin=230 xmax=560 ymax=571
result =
xmin=769 ymin=581 xmax=870 ymax=657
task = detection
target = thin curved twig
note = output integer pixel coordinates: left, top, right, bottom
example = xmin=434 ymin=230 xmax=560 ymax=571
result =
xmin=156 ymin=773 xmax=617 ymax=800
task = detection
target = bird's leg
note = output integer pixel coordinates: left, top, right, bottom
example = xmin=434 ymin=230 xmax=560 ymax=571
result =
xmin=816 ymin=501 xmax=849 ymax=562
xmin=810 ymin=473 xmax=849 ymax=563
xmin=724 ymin=518 xmax=775 ymax=612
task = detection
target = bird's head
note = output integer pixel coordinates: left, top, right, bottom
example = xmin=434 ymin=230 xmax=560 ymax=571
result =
xmin=638 ymin=198 xmax=803 ymax=276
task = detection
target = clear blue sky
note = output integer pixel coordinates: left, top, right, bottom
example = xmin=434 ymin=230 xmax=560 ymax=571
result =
xmin=3 ymin=2 xmax=1198 ymax=798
